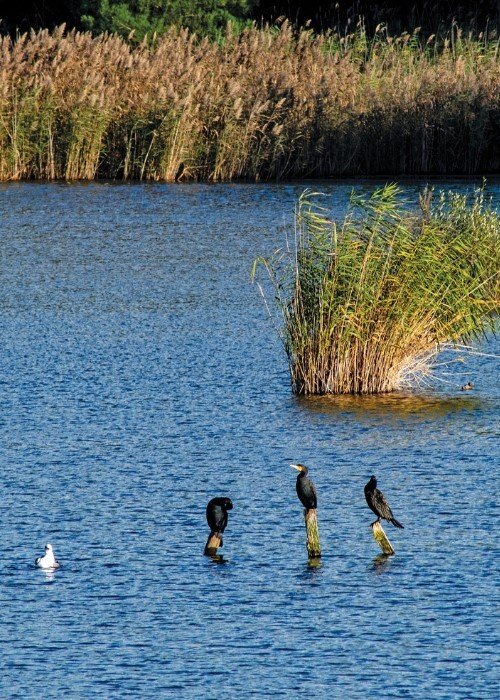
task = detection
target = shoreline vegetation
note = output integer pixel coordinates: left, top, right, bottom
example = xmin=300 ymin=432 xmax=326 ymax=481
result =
xmin=0 ymin=22 xmax=498 ymax=182
xmin=253 ymin=186 xmax=499 ymax=395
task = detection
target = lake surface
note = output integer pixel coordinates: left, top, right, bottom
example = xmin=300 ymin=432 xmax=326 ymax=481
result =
xmin=0 ymin=180 xmax=498 ymax=699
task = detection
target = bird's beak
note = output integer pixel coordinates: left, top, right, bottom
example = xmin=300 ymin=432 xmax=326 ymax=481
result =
xmin=290 ymin=464 xmax=301 ymax=471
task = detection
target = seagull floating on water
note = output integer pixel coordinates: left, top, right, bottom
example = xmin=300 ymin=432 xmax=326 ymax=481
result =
xmin=35 ymin=544 xmax=60 ymax=569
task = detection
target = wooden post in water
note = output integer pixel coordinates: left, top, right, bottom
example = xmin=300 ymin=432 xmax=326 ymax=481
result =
xmin=304 ymin=508 xmax=321 ymax=558
xmin=371 ymin=521 xmax=395 ymax=555
xmin=204 ymin=533 xmax=222 ymax=556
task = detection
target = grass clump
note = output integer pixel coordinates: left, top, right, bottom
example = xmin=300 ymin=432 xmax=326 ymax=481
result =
xmin=253 ymin=185 xmax=499 ymax=395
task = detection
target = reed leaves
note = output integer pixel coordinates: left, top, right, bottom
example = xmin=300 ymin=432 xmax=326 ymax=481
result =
xmin=254 ymin=186 xmax=499 ymax=394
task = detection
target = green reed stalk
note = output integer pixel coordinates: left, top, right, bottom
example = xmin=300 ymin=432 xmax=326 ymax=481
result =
xmin=253 ymin=185 xmax=499 ymax=395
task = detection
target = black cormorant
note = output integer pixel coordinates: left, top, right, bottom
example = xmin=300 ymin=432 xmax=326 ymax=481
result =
xmin=174 ymin=162 xmax=185 ymax=182
xmin=291 ymin=464 xmax=317 ymax=510
xmin=206 ymin=497 xmax=233 ymax=544
xmin=364 ymin=475 xmax=403 ymax=528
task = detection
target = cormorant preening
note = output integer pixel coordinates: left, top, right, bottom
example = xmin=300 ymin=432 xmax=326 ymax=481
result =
xmin=206 ymin=497 xmax=233 ymax=545
xmin=291 ymin=464 xmax=317 ymax=510
xmin=364 ymin=476 xmax=404 ymax=528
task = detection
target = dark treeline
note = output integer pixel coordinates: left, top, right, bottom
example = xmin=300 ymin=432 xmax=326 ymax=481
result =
xmin=1 ymin=1 xmax=498 ymax=39
xmin=254 ymin=1 xmax=500 ymax=34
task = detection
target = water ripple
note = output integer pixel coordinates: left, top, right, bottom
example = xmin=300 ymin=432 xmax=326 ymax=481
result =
xmin=0 ymin=180 xmax=498 ymax=698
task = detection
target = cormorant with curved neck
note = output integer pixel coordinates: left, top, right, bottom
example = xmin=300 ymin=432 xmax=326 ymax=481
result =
xmin=206 ymin=497 xmax=233 ymax=545
xmin=364 ymin=475 xmax=404 ymax=528
xmin=291 ymin=464 xmax=317 ymax=510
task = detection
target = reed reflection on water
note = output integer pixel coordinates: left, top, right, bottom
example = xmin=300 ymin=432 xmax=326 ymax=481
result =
xmin=298 ymin=391 xmax=487 ymax=418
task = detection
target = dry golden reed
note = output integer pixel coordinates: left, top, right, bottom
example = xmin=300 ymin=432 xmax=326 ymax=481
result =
xmin=0 ymin=22 xmax=498 ymax=181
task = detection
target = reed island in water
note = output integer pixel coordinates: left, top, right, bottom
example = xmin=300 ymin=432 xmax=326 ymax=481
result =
xmin=253 ymin=185 xmax=500 ymax=395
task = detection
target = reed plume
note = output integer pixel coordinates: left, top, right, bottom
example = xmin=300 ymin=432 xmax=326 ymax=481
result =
xmin=0 ymin=22 xmax=498 ymax=181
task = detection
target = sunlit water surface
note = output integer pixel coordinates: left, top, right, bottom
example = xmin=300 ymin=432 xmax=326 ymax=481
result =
xmin=0 ymin=180 xmax=498 ymax=698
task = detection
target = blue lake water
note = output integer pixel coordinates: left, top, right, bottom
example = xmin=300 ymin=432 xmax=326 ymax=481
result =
xmin=0 ymin=180 xmax=498 ymax=698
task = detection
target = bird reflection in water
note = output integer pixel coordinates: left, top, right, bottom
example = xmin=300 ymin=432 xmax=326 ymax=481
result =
xmin=371 ymin=553 xmax=392 ymax=574
xmin=297 ymin=391 xmax=483 ymax=420
xmin=207 ymin=553 xmax=228 ymax=565
xmin=39 ymin=568 xmax=58 ymax=582
xmin=297 ymin=558 xmax=323 ymax=585
xmin=307 ymin=556 xmax=322 ymax=571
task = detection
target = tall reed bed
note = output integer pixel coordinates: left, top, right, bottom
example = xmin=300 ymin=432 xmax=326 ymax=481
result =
xmin=0 ymin=22 xmax=498 ymax=180
xmin=253 ymin=186 xmax=499 ymax=394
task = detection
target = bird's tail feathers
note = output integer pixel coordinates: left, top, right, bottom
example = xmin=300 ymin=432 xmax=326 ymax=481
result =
xmin=391 ymin=518 xmax=404 ymax=529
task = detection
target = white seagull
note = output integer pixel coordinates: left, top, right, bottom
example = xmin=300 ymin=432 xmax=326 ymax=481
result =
xmin=35 ymin=544 xmax=60 ymax=569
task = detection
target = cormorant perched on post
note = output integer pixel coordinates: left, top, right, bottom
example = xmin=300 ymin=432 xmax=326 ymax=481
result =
xmin=206 ymin=497 xmax=233 ymax=545
xmin=364 ymin=475 xmax=404 ymax=528
xmin=291 ymin=464 xmax=317 ymax=510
